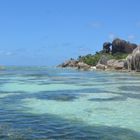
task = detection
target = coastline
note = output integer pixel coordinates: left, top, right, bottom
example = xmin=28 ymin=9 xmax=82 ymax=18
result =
xmin=57 ymin=66 xmax=140 ymax=76
xmin=58 ymin=39 xmax=140 ymax=73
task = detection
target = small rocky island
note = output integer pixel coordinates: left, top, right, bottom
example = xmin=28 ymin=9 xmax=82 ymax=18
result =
xmin=58 ymin=38 xmax=140 ymax=72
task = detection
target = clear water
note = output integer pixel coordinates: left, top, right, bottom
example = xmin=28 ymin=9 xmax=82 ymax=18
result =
xmin=0 ymin=66 xmax=140 ymax=140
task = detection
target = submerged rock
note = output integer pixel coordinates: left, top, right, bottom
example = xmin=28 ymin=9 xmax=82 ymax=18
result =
xmin=38 ymin=93 xmax=78 ymax=101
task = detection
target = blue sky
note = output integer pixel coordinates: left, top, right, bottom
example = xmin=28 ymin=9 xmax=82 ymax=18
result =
xmin=0 ymin=0 xmax=140 ymax=66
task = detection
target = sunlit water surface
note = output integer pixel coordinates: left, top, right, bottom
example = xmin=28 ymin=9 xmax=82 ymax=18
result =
xmin=0 ymin=67 xmax=140 ymax=139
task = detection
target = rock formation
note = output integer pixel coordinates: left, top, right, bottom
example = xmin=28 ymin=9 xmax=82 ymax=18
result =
xmin=77 ymin=62 xmax=90 ymax=70
xmin=103 ymin=42 xmax=111 ymax=53
xmin=126 ymin=54 xmax=133 ymax=71
xmin=132 ymin=46 xmax=140 ymax=72
xmin=112 ymin=38 xmax=137 ymax=54
xmin=57 ymin=60 xmax=79 ymax=68
xmin=126 ymin=46 xmax=140 ymax=72
xmin=124 ymin=43 xmax=137 ymax=54
xmin=58 ymin=38 xmax=140 ymax=72
xmin=58 ymin=59 xmax=90 ymax=70
xmin=107 ymin=59 xmax=127 ymax=70
xmin=96 ymin=64 xmax=106 ymax=70
xmin=96 ymin=55 xmax=109 ymax=70
xmin=112 ymin=38 xmax=126 ymax=54
xmin=98 ymin=55 xmax=109 ymax=65
xmin=103 ymin=38 xmax=137 ymax=54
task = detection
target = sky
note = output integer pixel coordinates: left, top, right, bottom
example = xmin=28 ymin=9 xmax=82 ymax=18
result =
xmin=0 ymin=0 xmax=140 ymax=66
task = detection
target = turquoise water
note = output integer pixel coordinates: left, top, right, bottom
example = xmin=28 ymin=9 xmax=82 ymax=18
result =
xmin=0 ymin=67 xmax=140 ymax=139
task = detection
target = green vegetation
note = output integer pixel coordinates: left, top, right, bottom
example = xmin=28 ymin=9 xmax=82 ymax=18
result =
xmin=78 ymin=52 xmax=128 ymax=66
xmin=78 ymin=53 xmax=102 ymax=66
xmin=110 ymin=52 xmax=128 ymax=60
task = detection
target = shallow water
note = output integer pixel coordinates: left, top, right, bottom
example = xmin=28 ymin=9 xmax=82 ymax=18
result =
xmin=0 ymin=66 xmax=140 ymax=139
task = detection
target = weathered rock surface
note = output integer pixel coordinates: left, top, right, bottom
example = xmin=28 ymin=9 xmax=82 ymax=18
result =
xmin=58 ymin=60 xmax=79 ymax=68
xmin=133 ymin=47 xmax=140 ymax=72
xmin=103 ymin=42 xmax=111 ymax=53
xmin=58 ymin=60 xmax=90 ymax=70
xmin=126 ymin=54 xmax=133 ymax=71
xmin=107 ymin=59 xmax=127 ymax=70
xmin=96 ymin=64 xmax=106 ymax=70
xmin=112 ymin=38 xmax=137 ymax=54
xmin=97 ymin=55 xmax=110 ymax=65
xmin=58 ymin=39 xmax=140 ymax=72
xmin=77 ymin=62 xmax=90 ymax=70
xmin=127 ymin=46 xmax=140 ymax=72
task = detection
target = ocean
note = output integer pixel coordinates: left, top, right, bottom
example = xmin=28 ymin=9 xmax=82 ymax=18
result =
xmin=0 ymin=66 xmax=140 ymax=139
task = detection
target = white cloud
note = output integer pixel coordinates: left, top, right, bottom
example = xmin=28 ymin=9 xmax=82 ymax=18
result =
xmin=5 ymin=52 xmax=14 ymax=56
xmin=90 ymin=22 xmax=102 ymax=28
xmin=108 ymin=33 xmax=116 ymax=40
xmin=78 ymin=45 xmax=93 ymax=53
xmin=0 ymin=50 xmax=5 ymax=54
xmin=62 ymin=42 xmax=72 ymax=46
xmin=0 ymin=50 xmax=15 ymax=56
xmin=128 ymin=35 xmax=135 ymax=40
xmin=136 ymin=21 xmax=140 ymax=27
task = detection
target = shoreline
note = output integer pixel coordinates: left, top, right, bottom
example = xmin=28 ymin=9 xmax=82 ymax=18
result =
xmin=57 ymin=66 xmax=140 ymax=75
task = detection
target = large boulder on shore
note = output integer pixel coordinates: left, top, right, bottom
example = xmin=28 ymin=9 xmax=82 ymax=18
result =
xmin=107 ymin=59 xmax=127 ymax=70
xmin=96 ymin=55 xmax=109 ymax=70
xmin=77 ymin=62 xmax=90 ymax=70
xmin=127 ymin=46 xmax=140 ymax=72
xmin=58 ymin=60 xmax=79 ymax=68
xmin=96 ymin=64 xmax=106 ymax=70
xmin=126 ymin=54 xmax=134 ymax=71
xmin=132 ymin=46 xmax=140 ymax=72
xmin=112 ymin=38 xmax=137 ymax=54
xmin=58 ymin=59 xmax=90 ymax=70
xmin=97 ymin=55 xmax=110 ymax=65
